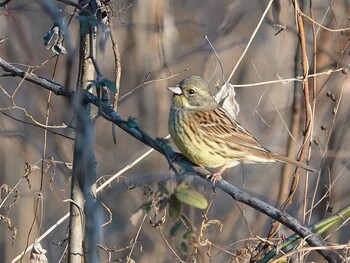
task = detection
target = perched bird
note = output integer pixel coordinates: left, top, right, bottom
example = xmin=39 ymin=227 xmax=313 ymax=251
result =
xmin=168 ymin=76 xmax=317 ymax=181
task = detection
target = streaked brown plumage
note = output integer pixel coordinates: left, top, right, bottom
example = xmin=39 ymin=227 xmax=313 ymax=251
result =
xmin=168 ymin=76 xmax=316 ymax=180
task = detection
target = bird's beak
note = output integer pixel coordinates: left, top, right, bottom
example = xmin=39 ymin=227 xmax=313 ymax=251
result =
xmin=167 ymin=86 xmax=182 ymax=95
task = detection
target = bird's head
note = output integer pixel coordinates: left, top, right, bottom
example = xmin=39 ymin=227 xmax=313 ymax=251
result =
xmin=168 ymin=76 xmax=217 ymax=110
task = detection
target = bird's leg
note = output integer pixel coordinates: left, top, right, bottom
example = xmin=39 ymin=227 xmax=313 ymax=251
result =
xmin=206 ymin=164 xmax=230 ymax=183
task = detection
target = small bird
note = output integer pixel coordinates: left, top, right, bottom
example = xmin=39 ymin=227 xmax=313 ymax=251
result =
xmin=168 ymin=76 xmax=317 ymax=181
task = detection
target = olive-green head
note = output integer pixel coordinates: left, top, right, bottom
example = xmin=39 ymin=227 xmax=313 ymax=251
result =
xmin=168 ymin=76 xmax=217 ymax=110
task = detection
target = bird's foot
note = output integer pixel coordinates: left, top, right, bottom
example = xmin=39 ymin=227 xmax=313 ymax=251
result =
xmin=206 ymin=172 xmax=222 ymax=186
xmin=206 ymin=164 xmax=229 ymax=186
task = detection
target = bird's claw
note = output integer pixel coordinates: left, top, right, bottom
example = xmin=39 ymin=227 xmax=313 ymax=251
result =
xmin=206 ymin=172 xmax=222 ymax=188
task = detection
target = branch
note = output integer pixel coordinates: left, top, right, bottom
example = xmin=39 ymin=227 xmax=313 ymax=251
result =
xmin=0 ymin=56 xmax=341 ymax=262
xmin=217 ymin=180 xmax=343 ymax=262
xmin=0 ymin=57 xmax=72 ymax=97
xmin=0 ymin=0 xmax=11 ymax=7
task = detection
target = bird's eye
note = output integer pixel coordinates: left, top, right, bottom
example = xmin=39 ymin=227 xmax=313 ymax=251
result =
xmin=188 ymin=89 xmax=195 ymax=94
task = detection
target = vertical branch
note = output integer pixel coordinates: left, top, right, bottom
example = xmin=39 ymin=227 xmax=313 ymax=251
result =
xmin=106 ymin=3 xmax=122 ymax=144
xmin=279 ymin=0 xmax=313 ymax=211
xmin=68 ymin=1 xmax=99 ymax=262
xmin=289 ymin=1 xmax=342 ymax=262
xmin=306 ymin=0 xmax=317 ymax=226
xmin=290 ymin=1 xmax=313 ymax=216
xmin=266 ymin=1 xmax=309 ymax=244
xmin=295 ymin=2 xmax=313 ymax=163
xmin=277 ymin=66 xmax=302 ymax=205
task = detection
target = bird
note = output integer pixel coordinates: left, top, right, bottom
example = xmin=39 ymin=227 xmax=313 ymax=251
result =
xmin=167 ymin=76 xmax=317 ymax=181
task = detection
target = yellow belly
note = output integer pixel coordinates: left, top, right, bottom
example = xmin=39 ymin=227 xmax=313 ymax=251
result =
xmin=169 ymin=109 xmax=229 ymax=168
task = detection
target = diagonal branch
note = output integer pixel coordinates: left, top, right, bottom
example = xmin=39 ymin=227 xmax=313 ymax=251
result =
xmin=0 ymin=57 xmax=72 ymax=96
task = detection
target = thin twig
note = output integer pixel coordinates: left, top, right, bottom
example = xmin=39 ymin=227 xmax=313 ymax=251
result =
xmin=306 ymin=0 xmax=318 ymax=226
xmin=106 ymin=3 xmax=122 ymax=144
xmin=126 ymin=213 xmax=147 ymax=263
xmin=0 ymin=111 xmax=74 ymax=140
xmin=118 ymin=69 xmax=188 ymax=103
xmin=226 ymin=0 xmax=274 ymax=83
xmin=159 ymin=226 xmax=186 ymax=263
xmin=232 ymin=66 xmax=349 ymax=88
xmin=300 ymin=10 xmax=350 ymax=32
xmin=270 ymin=244 xmax=349 ymax=263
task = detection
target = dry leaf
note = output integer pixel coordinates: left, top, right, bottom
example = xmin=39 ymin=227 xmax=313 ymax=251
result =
xmin=213 ymin=82 xmax=240 ymax=119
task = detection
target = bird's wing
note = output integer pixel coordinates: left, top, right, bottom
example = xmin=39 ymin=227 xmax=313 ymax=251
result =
xmin=194 ymin=107 xmax=271 ymax=153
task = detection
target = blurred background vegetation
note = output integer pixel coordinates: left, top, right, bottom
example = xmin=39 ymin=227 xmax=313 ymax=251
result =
xmin=0 ymin=0 xmax=349 ymax=262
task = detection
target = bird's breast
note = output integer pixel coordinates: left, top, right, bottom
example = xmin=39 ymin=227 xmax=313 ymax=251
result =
xmin=168 ymin=107 xmax=231 ymax=168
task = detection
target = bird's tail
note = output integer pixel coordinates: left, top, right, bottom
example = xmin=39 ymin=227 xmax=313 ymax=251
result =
xmin=270 ymin=154 xmax=318 ymax=173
